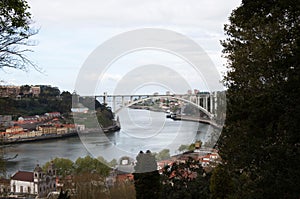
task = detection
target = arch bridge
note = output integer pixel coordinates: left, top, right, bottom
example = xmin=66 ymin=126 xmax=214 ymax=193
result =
xmin=95 ymin=92 xmax=220 ymax=119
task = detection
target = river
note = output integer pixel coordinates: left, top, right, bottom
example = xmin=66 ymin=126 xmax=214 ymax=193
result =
xmin=3 ymin=108 xmax=216 ymax=176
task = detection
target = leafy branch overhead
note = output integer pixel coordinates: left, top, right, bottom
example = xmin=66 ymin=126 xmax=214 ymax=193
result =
xmin=0 ymin=0 xmax=39 ymax=71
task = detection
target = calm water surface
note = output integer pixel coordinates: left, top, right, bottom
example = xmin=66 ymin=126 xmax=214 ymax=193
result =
xmin=4 ymin=108 xmax=214 ymax=175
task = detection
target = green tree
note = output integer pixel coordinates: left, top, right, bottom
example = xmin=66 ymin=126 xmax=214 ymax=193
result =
xmin=155 ymin=149 xmax=170 ymax=161
xmin=59 ymin=91 xmax=72 ymax=113
xmin=188 ymin=143 xmax=195 ymax=151
xmin=209 ymin=165 xmax=234 ymax=199
xmin=219 ymin=0 xmax=300 ymax=198
xmin=72 ymin=156 xmax=111 ymax=198
xmin=96 ymin=108 xmax=114 ymax=127
xmin=0 ymin=0 xmax=37 ymax=177
xmin=133 ymin=150 xmax=160 ymax=199
xmin=0 ymin=97 xmax=16 ymax=115
xmin=177 ymin=142 xmax=201 ymax=153
xmin=20 ymin=84 xmax=30 ymax=94
xmin=96 ymin=156 xmax=117 ymax=168
xmin=0 ymin=87 xmax=76 ymax=117
xmin=0 ymin=0 xmax=38 ymax=70
xmin=42 ymin=157 xmax=74 ymax=177
xmin=178 ymin=144 xmax=189 ymax=152
xmin=108 ymin=158 xmax=117 ymax=168
xmin=74 ymin=156 xmax=110 ymax=177
xmin=42 ymin=157 xmax=111 ymax=199
xmin=40 ymin=86 xmax=60 ymax=98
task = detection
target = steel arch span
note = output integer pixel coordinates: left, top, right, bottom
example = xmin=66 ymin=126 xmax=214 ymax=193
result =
xmin=114 ymin=95 xmax=213 ymax=119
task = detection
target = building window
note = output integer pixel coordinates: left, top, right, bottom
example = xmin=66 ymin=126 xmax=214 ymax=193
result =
xmin=28 ymin=186 xmax=31 ymax=194
xmin=20 ymin=186 xmax=23 ymax=193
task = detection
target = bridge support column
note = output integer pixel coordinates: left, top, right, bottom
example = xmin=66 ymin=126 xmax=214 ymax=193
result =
xmin=214 ymin=92 xmax=217 ymax=115
xmin=202 ymin=96 xmax=206 ymax=110
xmin=121 ymin=96 xmax=125 ymax=106
xmin=113 ymin=96 xmax=116 ymax=111
xmin=196 ymin=96 xmax=200 ymax=106
xmin=210 ymin=94 xmax=213 ymax=113
xmin=130 ymin=96 xmax=133 ymax=103
xmin=103 ymin=92 xmax=107 ymax=105
xmin=205 ymin=96 xmax=208 ymax=111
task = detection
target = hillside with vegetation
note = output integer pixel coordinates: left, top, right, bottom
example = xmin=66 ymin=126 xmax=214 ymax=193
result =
xmin=0 ymin=85 xmax=115 ymax=128
xmin=0 ymin=86 xmax=70 ymax=118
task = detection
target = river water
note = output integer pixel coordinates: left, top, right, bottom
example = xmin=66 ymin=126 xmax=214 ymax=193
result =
xmin=4 ymin=108 xmax=216 ymax=176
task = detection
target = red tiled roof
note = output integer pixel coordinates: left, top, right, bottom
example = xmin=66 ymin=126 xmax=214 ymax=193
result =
xmin=201 ymin=159 xmax=210 ymax=163
xmin=47 ymin=112 xmax=60 ymax=115
xmin=7 ymin=126 xmax=22 ymax=129
xmin=158 ymin=160 xmax=173 ymax=167
xmin=11 ymin=171 xmax=34 ymax=182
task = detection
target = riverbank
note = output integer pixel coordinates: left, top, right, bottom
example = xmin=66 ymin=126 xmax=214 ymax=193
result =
xmin=168 ymin=114 xmax=222 ymax=129
xmin=82 ymin=124 xmax=121 ymax=134
xmin=129 ymin=105 xmax=165 ymax=112
xmin=2 ymin=123 xmax=121 ymax=145
xmin=2 ymin=130 xmax=78 ymax=145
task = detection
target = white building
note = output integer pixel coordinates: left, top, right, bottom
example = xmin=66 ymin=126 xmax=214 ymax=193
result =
xmin=11 ymin=163 xmax=57 ymax=198
xmin=45 ymin=112 xmax=61 ymax=118
xmin=71 ymin=107 xmax=89 ymax=113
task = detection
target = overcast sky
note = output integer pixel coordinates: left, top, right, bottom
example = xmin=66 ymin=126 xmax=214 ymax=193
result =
xmin=1 ymin=0 xmax=241 ymax=94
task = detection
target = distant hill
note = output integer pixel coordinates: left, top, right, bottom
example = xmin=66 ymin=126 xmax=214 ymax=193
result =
xmin=0 ymin=85 xmax=115 ymax=128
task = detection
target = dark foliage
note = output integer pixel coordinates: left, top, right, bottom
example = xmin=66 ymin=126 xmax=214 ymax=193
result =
xmin=219 ymin=0 xmax=300 ymax=198
xmin=133 ymin=150 xmax=160 ymax=199
xmin=57 ymin=190 xmax=70 ymax=199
